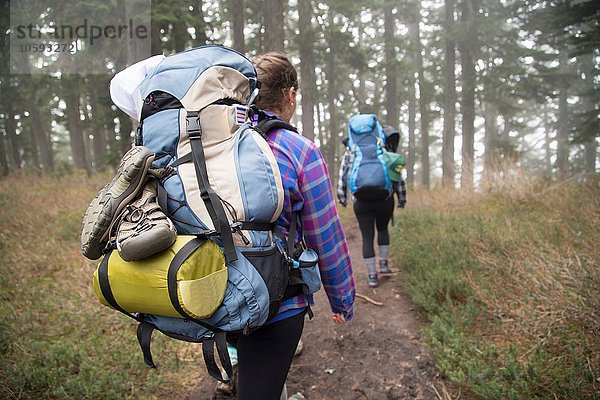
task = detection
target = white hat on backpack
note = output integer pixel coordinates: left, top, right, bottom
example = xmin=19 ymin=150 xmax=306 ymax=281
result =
xmin=109 ymin=54 xmax=165 ymax=120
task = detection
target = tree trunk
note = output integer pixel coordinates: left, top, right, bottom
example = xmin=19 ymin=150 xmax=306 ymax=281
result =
xmin=0 ymin=127 xmax=8 ymax=177
xmin=442 ymin=0 xmax=456 ymax=187
xmin=0 ymin=4 xmax=10 ymax=175
xmin=415 ymin=4 xmax=429 ymax=188
xmin=91 ymin=77 xmax=113 ymax=172
xmin=6 ymin=104 xmax=22 ymax=170
xmin=459 ymin=0 xmax=475 ymax=189
xmin=482 ymin=101 xmax=497 ymax=183
xmin=582 ymin=54 xmax=596 ymax=173
xmin=27 ymin=117 xmax=41 ymax=170
xmin=325 ymin=30 xmax=337 ymax=174
xmin=119 ymin=115 xmax=134 ymax=157
xmin=230 ymin=0 xmax=245 ymax=52
xmin=384 ymin=4 xmax=398 ymax=128
xmin=172 ymin=8 xmax=188 ymax=52
xmin=298 ymin=0 xmax=315 ymax=142
xmin=150 ymin=1 xmax=163 ymax=55
xmin=29 ymin=102 xmax=54 ymax=171
xmin=583 ymin=134 xmax=596 ymax=174
xmin=195 ymin=1 xmax=209 ymax=46
xmin=556 ymin=45 xmax=569 ymax=179
xmin=354 ymin=25 xmax=367 ymax=110
xmin=544 ymin=113 xmax=553 ymax=172
xmin=123 ymin=1 xmax=153 ymax=151
xmin=64 ymin=82 xmax=89 ymax=173
xmin=357 ymin=75 xmax=366 ymax=110
xmin=124 ymin=0 xmax=151 ymax=62
xmin=316 ymin=98 xmax=324 ymax=145
xmin=406 ymin=21 xmax=417 ymax=185
xmin=263 ymin=0 xmax=284 ymax=51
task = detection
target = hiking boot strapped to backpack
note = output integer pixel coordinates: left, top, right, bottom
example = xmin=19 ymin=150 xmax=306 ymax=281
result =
xmin=80 ymin=146 xmax=156 ymax=260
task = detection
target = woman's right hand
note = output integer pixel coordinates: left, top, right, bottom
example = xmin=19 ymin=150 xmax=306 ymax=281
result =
xmin=332 ymin=313 xmax=346 ymax=325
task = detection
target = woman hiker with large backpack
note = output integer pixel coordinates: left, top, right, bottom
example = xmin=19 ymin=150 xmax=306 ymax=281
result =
xmin=337 ymin=116 xmax=407 ymax=288
xmin=217 ymin=52 xmax=355 ymax=400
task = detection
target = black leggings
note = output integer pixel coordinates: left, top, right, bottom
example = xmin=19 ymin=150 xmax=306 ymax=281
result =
xmin=231 ymin=310 xmax=305 ymax=400
xmin=353 ymin=196 xmax=394 ymax=259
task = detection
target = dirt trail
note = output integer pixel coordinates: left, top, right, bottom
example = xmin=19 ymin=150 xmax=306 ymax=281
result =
xmin=283 ymin=220 xmax=447 ymax=400
xmin=187 ymin=217 xmax=448 ymax=400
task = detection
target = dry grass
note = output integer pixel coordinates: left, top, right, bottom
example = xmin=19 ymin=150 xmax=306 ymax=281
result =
xmin=392 ymin=169 xmax=600 ymax=399
xmin=0 ymin=172 xmax=208 ymax=400
xmin=469 ymin=176 xmax=600 ymax=388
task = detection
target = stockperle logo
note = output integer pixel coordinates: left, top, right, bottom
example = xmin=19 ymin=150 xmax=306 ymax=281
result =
xmin=10 ymin=0 xmax=151 ymax=75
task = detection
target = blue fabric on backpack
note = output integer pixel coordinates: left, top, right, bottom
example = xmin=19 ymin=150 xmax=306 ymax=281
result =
xmin=140 ymin=46 xmax=259 ymax=100
xmin=141 ymin=110 xmax=181 ymax=166
xmin=298 ymin=248 xmax=321 ymax=295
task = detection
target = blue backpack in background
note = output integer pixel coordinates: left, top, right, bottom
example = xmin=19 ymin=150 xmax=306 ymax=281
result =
xmin=347 ymin=114 xmax=392 ymax=199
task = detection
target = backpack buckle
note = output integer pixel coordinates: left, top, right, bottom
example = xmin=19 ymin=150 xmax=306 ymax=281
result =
xmin=275 ymin=239 xmax=294 ymax=268
xmin=186 ymin=112 xmax=201 ymax=138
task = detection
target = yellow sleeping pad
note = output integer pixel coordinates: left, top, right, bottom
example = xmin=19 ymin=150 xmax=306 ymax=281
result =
xmin=92 ymin=236 xmax=227 ymax=320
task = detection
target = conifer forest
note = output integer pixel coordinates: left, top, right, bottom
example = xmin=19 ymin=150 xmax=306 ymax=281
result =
xmin=0 ymin=0 xmax=598 ymax=185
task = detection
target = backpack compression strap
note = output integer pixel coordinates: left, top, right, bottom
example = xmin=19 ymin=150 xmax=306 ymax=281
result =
xmin=136 ymin=323 xmax=233 ymax=383
xmin=97 ymin=242 xmax=234 ymax=383
xmin=186 ymin=110 xmax=238 ymax=263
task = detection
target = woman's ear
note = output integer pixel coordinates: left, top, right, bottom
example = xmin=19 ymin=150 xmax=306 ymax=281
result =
xmin=287 ymin=87 xmax=296 ymax=106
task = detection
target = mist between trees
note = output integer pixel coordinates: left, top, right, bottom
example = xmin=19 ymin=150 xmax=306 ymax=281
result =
xmin=0 ymin=0 xmax=598 ymax=187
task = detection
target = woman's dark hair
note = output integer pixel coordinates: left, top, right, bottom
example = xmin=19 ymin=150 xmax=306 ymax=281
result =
xmin=253 ymin=52 xmax=298 ymax=112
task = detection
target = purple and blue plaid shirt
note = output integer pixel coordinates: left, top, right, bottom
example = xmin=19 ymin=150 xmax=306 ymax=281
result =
xmin=262 ymin=118 xmax=355 ymax=321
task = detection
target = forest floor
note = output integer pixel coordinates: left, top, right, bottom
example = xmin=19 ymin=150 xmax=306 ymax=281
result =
xmin=187 ymin=210 xmax=454 ymax=400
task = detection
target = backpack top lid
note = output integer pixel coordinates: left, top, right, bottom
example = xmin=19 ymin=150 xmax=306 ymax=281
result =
xmin=349 ymin=114 xmax=378 ymax=135
xmin=347 ymin=114 xmax=386 ymax=149
xmin=139 ymin=46 xmax=259 ymax=110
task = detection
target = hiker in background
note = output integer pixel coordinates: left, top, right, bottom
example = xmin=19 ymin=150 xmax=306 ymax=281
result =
xmin=221 ymin=52 xmax=355 ymax=400
xmin=337 ymin=117 xmax=406 ymax=288
xmin=381 ymin=125 xmax=408 ymax=214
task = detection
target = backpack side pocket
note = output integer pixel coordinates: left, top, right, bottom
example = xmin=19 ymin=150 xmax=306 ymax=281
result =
xmin=241 ymin=245 xmax=289 ymax=320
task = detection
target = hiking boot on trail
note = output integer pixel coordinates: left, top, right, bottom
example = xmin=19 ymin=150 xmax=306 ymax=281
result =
xmin=211 ymin=366 xmax=237 ymax=400
xmin=80 ymin=146 xmax=155 ymax=260
xmin=211 ymin=370 xmax=292 ymax=400
xmin=379 ymin=260 xmax=393 ymax=276
xmin=113 ymin=178 xmax=177 ymax=261
xmin=367 ymin=273 xmax=379 ymax=288
xmin=294 ymin=339 xmax=304 ymax=357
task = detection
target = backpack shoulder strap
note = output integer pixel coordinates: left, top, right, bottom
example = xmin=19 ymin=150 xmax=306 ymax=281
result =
xmin=253 ymin=112 xmax=298 ymax=138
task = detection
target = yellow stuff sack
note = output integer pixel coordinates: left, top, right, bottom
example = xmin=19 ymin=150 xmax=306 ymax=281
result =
xmin=93 ymin=236 xmax=227 ymax=320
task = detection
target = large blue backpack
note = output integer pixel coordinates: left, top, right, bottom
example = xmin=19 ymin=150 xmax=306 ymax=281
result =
xmin=100 ymin=46 xmax=317 ymax=383
xmin=347 ymin=114 xmax=392 ymax=199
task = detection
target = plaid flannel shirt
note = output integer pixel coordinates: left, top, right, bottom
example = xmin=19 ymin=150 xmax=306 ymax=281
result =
xmin=394 ymin=179 xmax=407 ymax=208
xmin=260 ymin=117 xmax=355 ymax=320
xmin=337 ymin=149 xmax=351 ymax=206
